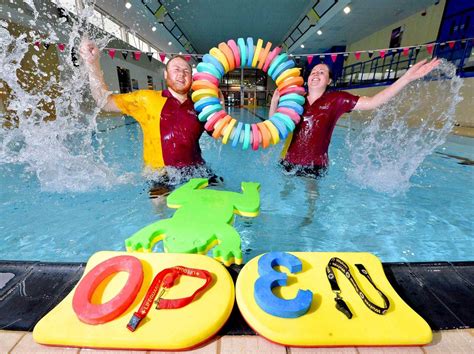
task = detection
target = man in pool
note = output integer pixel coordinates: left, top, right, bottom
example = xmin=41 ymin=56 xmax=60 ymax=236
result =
xmin=79 ymin=38 xmax=221 ymax=196
xmin=270 ymin=59 xmax=440 ymax=177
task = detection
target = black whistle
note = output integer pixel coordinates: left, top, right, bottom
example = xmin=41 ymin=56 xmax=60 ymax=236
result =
xmin=335 ymin=298 xmax=353 ymax=319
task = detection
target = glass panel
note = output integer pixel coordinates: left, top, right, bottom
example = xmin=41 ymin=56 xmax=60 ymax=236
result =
xmin=103 ymin=17 xmax=122 ymax=39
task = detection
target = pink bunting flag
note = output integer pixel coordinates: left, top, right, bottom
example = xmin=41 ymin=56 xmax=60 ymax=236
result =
xmin=330 ymin=54 xmax=338 ymax=63
xmin=426 ymin=43 xmax=434 ymax=55
xmin=184 ymin=54 xmax=191 ymax=62
xmin=57 ymin=43 xmax=65 ymax=52
xmin=133 ymin=51 xmax=141 ymax=61
xmin=34 ymin=41 xmax=40 ymax=49
xmin=307 ymin=55 xmax=313 ymax=65
xmin=159 ymin=52 xmax=166 ymax=62
xmin=108 ymin=49 xmax=116 ymax=59
xmin=354 ymin=52 xmax=361 ymax=60
xmin=402 ymin=47 xmax=409 ymax=57
xmin=448 ymin=41 xmax=455 ymax=49
xmin=379 ymin=50 xmax=386 ymax=58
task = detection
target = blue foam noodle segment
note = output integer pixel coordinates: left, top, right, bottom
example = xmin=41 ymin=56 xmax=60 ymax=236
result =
xmin=268 ymin=53 xmax=288 ymax=78
xmin=246 ymin=37 xmax=254 ymax=67
xmin=279 ymin=93 xmax=306 ymax=106
xmin=231 ymin=122 xmax=244 ymax=148
xmin=269 ymin=117 xmax=288 ymax=139
xmin=273 ymin=112 xmax=296 ymax=132
xmin=237 ymin=38 xmax=247 ymax=69
xmin=196 ymin=62 xmax=222 ymax=80
xmin=242 ymin=124 xmax=251 ymax=150
xmin=239 ymin=129 xmax=245 ymax=144
xmin=254 ymin=252 xmax=313 ymax=318
xmin=202 ymin=54 xmax=225 ymax=76
xmin=197 ymin=104 xmax=222 ymax=122
xmin=272 ymin=60 xmax=296 ymax=81
xmin=278 ymin=101 xmax=304 ymax=115
xmin=194 ymin=97 xmax=220 ymax=112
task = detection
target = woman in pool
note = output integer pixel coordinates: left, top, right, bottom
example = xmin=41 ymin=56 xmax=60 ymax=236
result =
xmin=270 ymin=58 xmax=440 ymax=177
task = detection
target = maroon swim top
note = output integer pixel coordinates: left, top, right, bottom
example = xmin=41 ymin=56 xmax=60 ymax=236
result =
xmin=113 ymin=89 xmax=204 ymax=169
xmin=283 ymin=91 xmax=359 ymax=167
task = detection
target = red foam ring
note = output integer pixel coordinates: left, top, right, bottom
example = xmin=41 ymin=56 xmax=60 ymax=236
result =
xmin=279 ymin=86 xmax=306 ymax=97
xmin=204 ymin=110 xmax=227 ymax=131
xmin=72 ymin=255 xmax=144 ymax=325
xmin=262 ymin=47 xmax=282 ymax=73
xmin=251 ymin=124 xmax=260 ymax=150
xmin=192 ymin=72 xmax=219 ymax=86
xmin=277 ymin=107 xmax=301 ymax=124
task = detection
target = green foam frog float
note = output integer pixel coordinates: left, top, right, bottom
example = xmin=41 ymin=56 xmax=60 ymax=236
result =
xmin=125 ymin=178 xmax=260 ymax=266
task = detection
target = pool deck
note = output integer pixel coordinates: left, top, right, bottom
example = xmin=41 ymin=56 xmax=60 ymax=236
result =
xmin=1 ymin=329 xmax=473 ymax=353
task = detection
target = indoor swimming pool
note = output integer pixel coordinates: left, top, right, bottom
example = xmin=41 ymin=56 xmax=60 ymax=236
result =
xmin=1 ymin=107 xmax=472 ymax=264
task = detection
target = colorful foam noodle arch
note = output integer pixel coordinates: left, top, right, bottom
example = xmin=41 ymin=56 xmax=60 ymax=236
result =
xmin=192 ymin=37 xmax=305 ymax=150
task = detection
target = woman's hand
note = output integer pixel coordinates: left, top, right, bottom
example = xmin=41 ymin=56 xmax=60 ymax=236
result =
xmin=79 ymin=37 xmax=100 ymax=67
xmin=269 ymin=89 xmax=280 ymax=116
xmin=402 ymin=58 xmax=441 ymax=83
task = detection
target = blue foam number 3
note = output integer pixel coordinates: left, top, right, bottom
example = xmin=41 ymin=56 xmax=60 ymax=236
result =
xmin=254 ymin=252 xmax=313 ymax=318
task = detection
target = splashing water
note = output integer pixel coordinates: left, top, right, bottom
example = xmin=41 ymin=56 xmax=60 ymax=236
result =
xmin=345 ymin=60 xmax=463 ymax=195
xmin=0 ymin=1 xmax=133 ymax=192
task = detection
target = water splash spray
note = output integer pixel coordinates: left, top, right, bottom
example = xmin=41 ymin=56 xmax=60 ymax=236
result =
xmin=0 ymin=0 xmax=132 ymax=192
xmin=346 ymin=60 xmax=463 ymax=195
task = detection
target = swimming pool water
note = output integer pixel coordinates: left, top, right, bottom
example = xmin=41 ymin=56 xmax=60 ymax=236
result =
xmin=1 ymin=108 xmax=473 ymax=263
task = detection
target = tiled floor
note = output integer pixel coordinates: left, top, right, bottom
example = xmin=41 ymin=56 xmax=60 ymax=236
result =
xmin=1 ymin=329 xmax=473 ymax=354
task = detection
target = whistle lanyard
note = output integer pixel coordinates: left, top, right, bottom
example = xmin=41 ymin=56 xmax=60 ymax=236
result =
xmin=127 ymin=266 xmax=212 ymax=332
xmin=325 ymin=257 xmax=390 ymax=319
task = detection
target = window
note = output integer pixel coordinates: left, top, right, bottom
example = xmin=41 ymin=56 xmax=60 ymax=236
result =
xmin=147 ymin=76 xmax=154 ymax=90
xmin=103 ymin=17 xmax=122 ymax=39
xmin=90 ymin=10 xmax=104 ymax=29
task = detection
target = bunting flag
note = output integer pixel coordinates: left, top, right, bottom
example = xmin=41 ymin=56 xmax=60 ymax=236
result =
xmin=330 ymin=54 xmax=338 ymax=62
xmin=43 ymin=43 xmax=50 ymax=50
xmin=159 ymin=52 xmax=166 ymax=62
xmin=184 ymin=54 xmax=191 ymax=62
xmin=415 ymin=46 xmax=421 ymax=55
xmin=367 ymin=51 xmax=374 ymax=58
xmin=402 ymin=47 xmax=409 ymax=57
xmin=133 ymin=51 xmax=141 ymax=61
xmin=307 ymin=55 xmax=313 ymax=65
xmin=448 ymin=41 xmax=455 ymax=49
xmin=122 ymin=50 xmax=128 ymax=60
xmin=34 ymin=41 xmax=40 ymax=49
xmin=426 ymin=43 xmax=434 ymax=55
xmin=319 ymin=54 xmax=325 ymax=62
xmin=343 ymin=53 xmax=349 ymax=61
xmin=354 ymin=51 xmax=361 ymax=60
xmin=379 ymin=50 xmax=386 ymax=58
xmin=146 ymin=52 xmax=153 ymax=62
xmin=108 ymin=49 xmax=116 ymax=59
xmin=57 ymin=43 xmax=65 ymax=51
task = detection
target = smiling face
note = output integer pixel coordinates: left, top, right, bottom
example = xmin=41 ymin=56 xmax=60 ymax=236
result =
xmin=165 ymin=56 xmax=192 ymax=94
xmin=307 ymin=64 xmax=332 ymax=91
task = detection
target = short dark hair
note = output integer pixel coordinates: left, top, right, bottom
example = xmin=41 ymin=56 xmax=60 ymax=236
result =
xmin=165 ymin=55 xmax=192 ymax=72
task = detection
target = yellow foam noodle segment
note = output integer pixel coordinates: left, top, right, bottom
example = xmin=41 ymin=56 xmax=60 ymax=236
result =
xmin=263 ymin=120 xmax=280 ymax=144
xmin=252 ymin=39 xmax=263 ymax=68
xmin=222 ymin=118 xmax=237 ymax=144
xmin=33 ymin=251 xmax=234 ymax=351
xmin=280 ymin=132 xmax=293 ymax=158
xmin=210 ymin=47 xmax=230 ymax=73
xmin=275 ymin=68 xmax=301 ymax=86
xmin=191 ymin=88 xmax=219 ymax=102
xmin=236 ymin=252 xmax=433 ymax=347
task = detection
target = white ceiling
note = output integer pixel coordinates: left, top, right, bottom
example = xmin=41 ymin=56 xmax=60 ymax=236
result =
xmin=97 ymin=0 xmax=440 ymax=55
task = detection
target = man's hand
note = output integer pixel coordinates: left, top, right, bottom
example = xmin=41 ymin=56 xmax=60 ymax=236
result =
xmin=403 ymin=58 xmax=441 ymax=82
xmin=79 ymin=37 xmax=100 ymax=67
